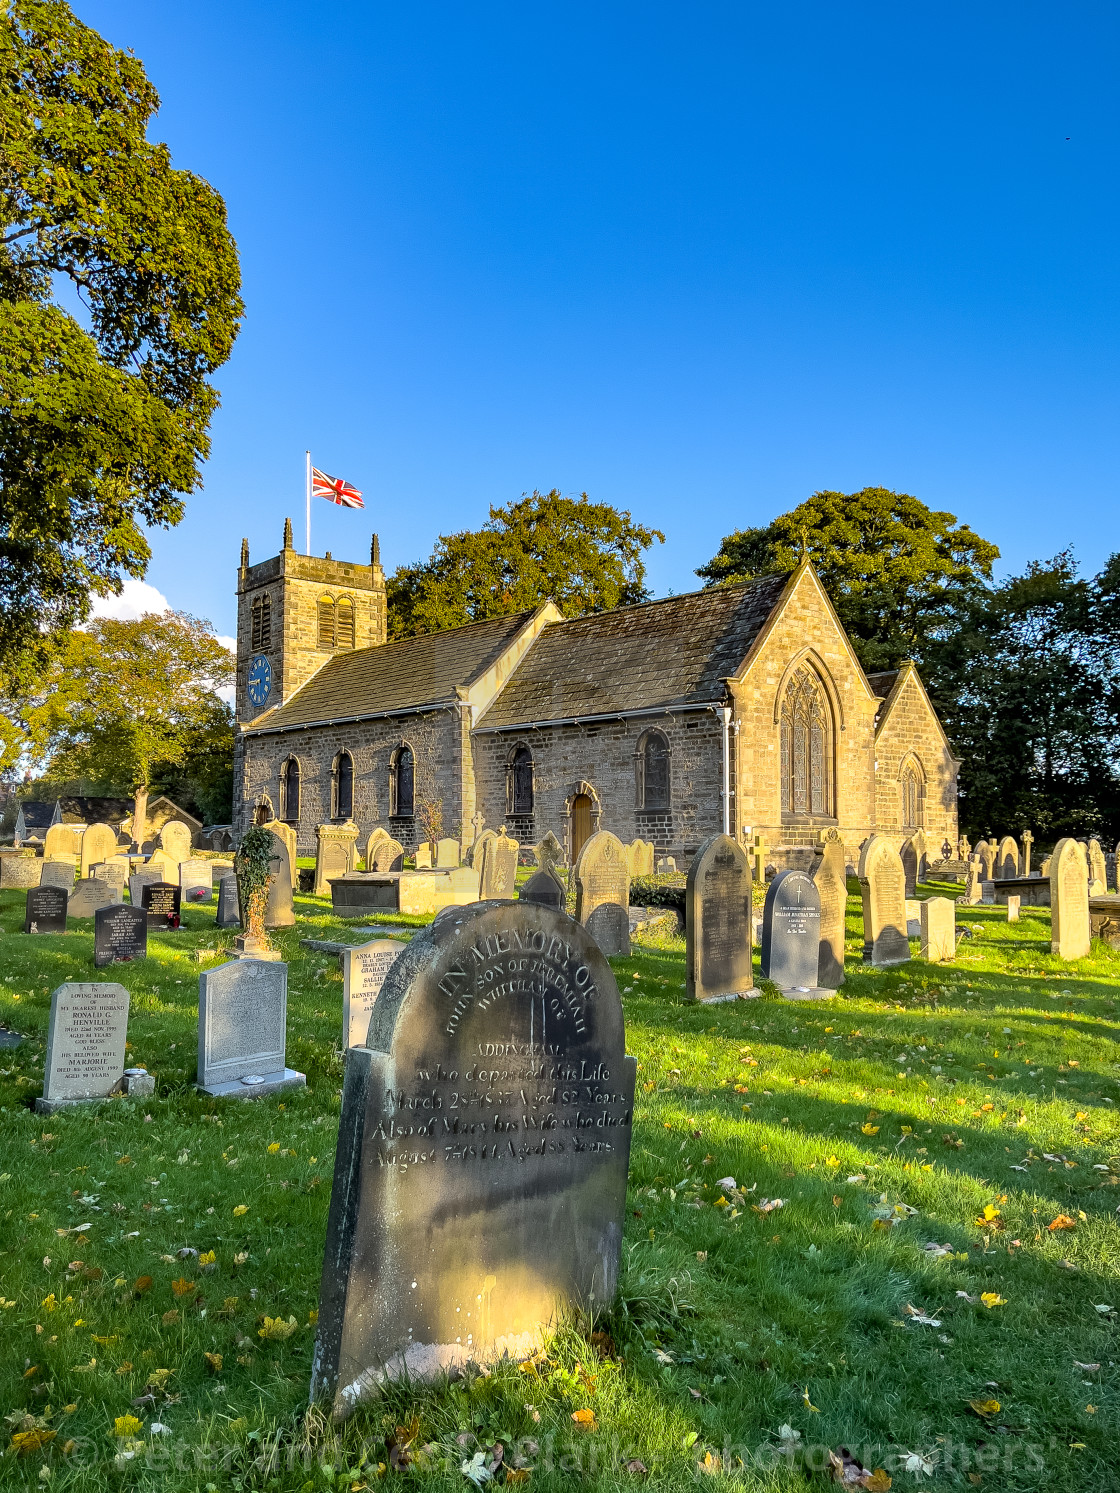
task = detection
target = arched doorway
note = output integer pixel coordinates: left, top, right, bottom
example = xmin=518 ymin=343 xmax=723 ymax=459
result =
xmin=570 ymin=794 xmax=593 ymax=863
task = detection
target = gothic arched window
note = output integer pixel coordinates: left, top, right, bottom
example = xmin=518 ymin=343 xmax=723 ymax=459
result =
xmin=636 ymin=730 xmax=671 ymax=810
xmin=780 ymin=666 xmax=831 ymax=816
xmin=336 ymin=596 xmax=355 ymax=649
xmin=280 ymin=756 xmax=300 ymax=823
xmin=901 ymin=762 xmax=924 ymax=829
xmin=251 ymin=593 xmax=272 ymax=651
xmin=390 ymin=744 xmax=414 ymax=818
xmin=332 ymin=750 xmax=354 ymax=820
xmin=318 ymin=596 xmax=336 ymax=649
xmin=507 ymin=745 xmax=534 ymax=815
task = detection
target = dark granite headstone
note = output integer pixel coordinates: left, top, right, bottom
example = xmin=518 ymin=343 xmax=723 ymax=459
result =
xmin=518 ymin=867 xmax=565 ymax=909
xmin=94 ymin=903 xmax=148 ymax=967
xmin=685 ymin=833 xmax=753 ymax=1002
xmin=760 ymin=870 xmax=822 ymax=991
xmin=216 ymin=875 xmax=240 ymax=928
xmin=141 ymin=880 xmax=181 ymax=929
xmin=311 ymin=900 xmax=636 ymax=1417
xmin=25 ymin=885 xmax=67 ymax=935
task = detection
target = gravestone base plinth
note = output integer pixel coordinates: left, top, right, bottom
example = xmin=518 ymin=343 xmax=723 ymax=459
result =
xmin=197 ymin=1067 xmax=305 ymax=1100
xmin=777 ymin=985 xmax=835 ymax=1001
xmin=230 ymin=934 xmax=283 ymax=962
xmin=694 ymin=989 xmax=756 ymax=1003
xmin=35 ymin=1064 xmax=157 ymax=1113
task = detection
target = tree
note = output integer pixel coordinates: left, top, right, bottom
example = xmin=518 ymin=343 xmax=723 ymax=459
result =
xmin=16 ymin=611 xmax=234 ymax=840
xmin=696 ymin=488 xmax=999 ymax=679
xmin=387 ymin=490 xmax=665 ymax=639
xmin=0 ymin=1 xmax=242 ymax=662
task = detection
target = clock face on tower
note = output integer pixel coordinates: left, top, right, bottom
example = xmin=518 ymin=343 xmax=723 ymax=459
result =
xmin=247 ymin=654 xmax=272 ymax=707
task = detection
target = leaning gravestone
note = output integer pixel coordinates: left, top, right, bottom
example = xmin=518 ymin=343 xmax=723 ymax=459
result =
xmin=79 ymin=822 xmax=119 ymax=878
xmin=1 ymin=853 xmax=42 ymax=890
xmin=310 ymin=900 xmax=635 ymax=1415
xmin=141 ymin=881 xmax=181 ymax=929
xmin=760 ymin=870 xmax=821 ymax=992
xmin=94 ymin=903 xmax=147 ymax=967
xmin=197 ymin=959 xmax=305 ymax=1098
xmin=1050 ymin=837 xmax=1090 ymax=960
xmin=518 ymin=867 xmax=566 ymax=910
xmin=40 ymin=860 xmax=75 ymax=890
xmin=574 ymin=830 xmax=631 ymax=956
xmin=36 ymin=982 xmax=130 ymax=1113
xmin=263 ymin=835 xmax=295 ymax=928
xmin=857 ymin=835 xmax=910 ymax=966
xmin=685 ymin=833 xmax=753 ymax=1002
xmin=25 ymin=885 xmax=67 ymax=935
xmin=370 ymin=837 xmax=404 ymax=874
xmin=158 ymin=818 xmax=194 ymax=864
xmin=216 ymin=875 xmax=240 ymax=928
xmin=341 ymin=939 xmax=406 ymax=1048
xmin=436 ymin=837 xmax=460 ymax=869
xmin=180 ymin=858 xmax=213 ymax=904
xmin=479 ymin=832 xmax=519 ymax=899
xmin=812 ymin=828 xmax=846 ymax=989
xmin=68 ymin=878 xmax=118 ymax=918
xmin=920 ymin=897 xmax=956 ymax=963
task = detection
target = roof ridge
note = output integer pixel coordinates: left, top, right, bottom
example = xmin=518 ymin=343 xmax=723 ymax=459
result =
xmin=533 ymin=574 xmax=785 ymax=630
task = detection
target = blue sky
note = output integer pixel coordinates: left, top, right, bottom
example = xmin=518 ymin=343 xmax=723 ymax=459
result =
xmin=79 ymin=1 xmax=1120 ymax=637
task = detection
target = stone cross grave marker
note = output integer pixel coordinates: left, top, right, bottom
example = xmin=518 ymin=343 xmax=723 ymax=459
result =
xmin=197 ymin=958 xmax=305 ymax=1098
xmin=1020 ymin=831 xmax=1033 ymax=876
xmin=341 ymin=938 xmax=406 ymax=1048
xmin=216 ymin=875 xmax=240 ymax=928
xmin=141 ymin=881 xmax=181 ymax=929
xmin=1050 ymin=838 xmax=1090 ymax=960
xmin=920 ymin=897 xmax=956 ymax=962
xmin=37 ymin=982 xmax=129 ymax=1113
xmin=479 ymin=832 xmax=519 ymax=900
xmin=996 ymin=836 xmax=1018 ymax=880
xmin=685 ymin=833 xmax=753 ymax=1002
xmin=957 ymin=835 xmax=971 ymax=859
xmin=25 ymin=885 xmax=67 ymax=935
xmin=436 ymin=837 xmax=460 ymax=869
xmin=518 ymin=867 xmax=566 ymax=910
xmin=656 ymin=856 xmax=677 ymax=874
xmin=79 ymin=822 xmax=118 ymax=878
xmin=180 ymin=858 xmax=214 ymax=904
xmin=158 ymin=818 xmax=194 ymax=863
xmin=68 ymin=878 xmax=118 ymax=918
xmin=371 ymin=837 xmax=404 ymax=874
xmin=574 ymin=830 xmax=630 ymax=956
xmin=533 ymin=830 xmax=564 ymax=872
xmin=264 ymin=835 xmax=295 ymax=928
xmin=962 ymin=855 xmax=982 ymax=905
xmin=94 ymin=903 xmax=147 ymax=967
xmin=315 ymin=823 xmax=359 ymax=895
xmin=1 ymin=853 xmax=42 ymax=890
xmin=857 ymin=835 xmax=910 ymax=966
xmin=310 ymin=899 xmax=636 ymax=1416
xmin=760 ymin=869 xmax=822 ymax=992
xmin=812 ymin=829 xmax=846 ymax=989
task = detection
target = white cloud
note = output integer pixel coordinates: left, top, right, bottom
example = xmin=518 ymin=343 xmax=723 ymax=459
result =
xmin=216 ymin=634 xmax=237 ymax=654
xmin=89 ymin=577 xmax=172 ymax=621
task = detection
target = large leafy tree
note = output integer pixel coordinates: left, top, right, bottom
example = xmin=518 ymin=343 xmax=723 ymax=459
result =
xmin=696 ymin=488 xmax=999 ymax=680
xmin=388 ymin=490 xmax=665 ymax=639
xmin=0 ymin=1 xmax=242 ymax=661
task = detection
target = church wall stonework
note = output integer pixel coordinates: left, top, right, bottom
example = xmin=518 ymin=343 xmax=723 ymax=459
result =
xmin=871 ymin=668 xmax=958 ymax=850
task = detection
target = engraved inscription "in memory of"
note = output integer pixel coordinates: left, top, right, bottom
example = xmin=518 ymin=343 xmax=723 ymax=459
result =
xmin=436 ymin=928 xmax=596 ymax=1037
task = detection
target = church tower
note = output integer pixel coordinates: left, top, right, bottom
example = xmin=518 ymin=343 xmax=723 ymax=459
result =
xmin=235 ymin=521 xmax=387 ymax=724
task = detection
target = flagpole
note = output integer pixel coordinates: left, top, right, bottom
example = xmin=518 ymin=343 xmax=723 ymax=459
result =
xmin=305 ymin=450 xmax=311 ymax=556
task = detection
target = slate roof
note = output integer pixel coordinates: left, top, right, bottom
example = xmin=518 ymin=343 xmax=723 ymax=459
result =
xmin=15 ymin=800 xmax=57 ymax=834
xmin=477 ymin=576 xmax=790 ymax=728
xmin=865 ymin=670 xmax=903 ymax=730
xmin=58 ymin=797 xmax=135 ymax=825
xmin=244 ymin=610 xmax=539 ymax=732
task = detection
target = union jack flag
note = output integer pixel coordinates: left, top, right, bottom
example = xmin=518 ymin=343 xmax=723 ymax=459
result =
xmin=311 ymin=466 xmax=364 ymax=509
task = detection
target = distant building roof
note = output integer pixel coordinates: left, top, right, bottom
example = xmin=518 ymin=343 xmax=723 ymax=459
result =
xmin=14 ymin=800 xmax=59 ymax=835
xmin=58 ymin=797 xmax=134 ymax=825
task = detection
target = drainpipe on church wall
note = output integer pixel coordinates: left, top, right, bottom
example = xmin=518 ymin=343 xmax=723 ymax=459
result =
xmin=719 ymin=706 xmax=732 ymax=836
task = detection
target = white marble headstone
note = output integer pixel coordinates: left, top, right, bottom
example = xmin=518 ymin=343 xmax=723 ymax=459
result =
xmin=341 ymin=939 xmax=406 ymax=1048
xmin=41 ymin=982 xmax=129 ymax=1107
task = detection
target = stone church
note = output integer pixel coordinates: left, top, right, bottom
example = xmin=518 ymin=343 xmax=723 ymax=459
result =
xmin=233 ymin=522 xmax=958 ymax=869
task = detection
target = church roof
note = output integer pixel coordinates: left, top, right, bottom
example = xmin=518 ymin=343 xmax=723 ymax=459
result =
xmin=244 ymin=609 xmax=539 ymax=732
xmin=476 ymin=576 xmax=789 ymax=729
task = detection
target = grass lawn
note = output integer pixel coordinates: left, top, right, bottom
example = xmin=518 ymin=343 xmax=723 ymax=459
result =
xmin=0 ymin=880 xmax=1118 ymax=1491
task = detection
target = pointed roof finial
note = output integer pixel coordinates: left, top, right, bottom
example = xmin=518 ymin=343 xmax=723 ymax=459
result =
xmin=283 ymin=516 xmax=293 ymax=550
xmin=798 ymin=526 xmax=810 ymax=560
xmin=371 ymin=532 xmax=381 ymax=566
xmin=240 ymin=537 xmax=249 ymax=569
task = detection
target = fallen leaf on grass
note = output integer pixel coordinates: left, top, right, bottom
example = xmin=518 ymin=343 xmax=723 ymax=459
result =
xmin=132 ymin=1276 xmax=153 ymax=1295
xmin=861 ymin=1125 xmax=880 ymax=1136
xmin=113 ymin=1415 xmax=142 ymax=1438
xmin=10 ymin=1428 xmax=56 ymax=1455
xmin=232 ymin=1205 xmax=248 ymax=1217
xmin=257 ymin=1315 xmax=298 ymax=1341
xmin=969 ymin=1399 xmax=1000 ymax=1416
xmin=802 ymin=1389 xmax=819 ymax=1413
xmin=1074 ymin=1361 xmax=1100 ymax=1372
xmin=980 ymin=1293 xmax=1006 ymax=1309
xmin=506 ymin=1471 xmax=531 ymax=1485
xmin=1048 ymin=1215 xmax=1077 ymax=1231
xmin=752 ymin=1198 xmax=785 ymax=1214
xmin=161 ymin=1310 xmax=180 ymax=1325
xmin=170 ymin=1278 xmax=195 ymax=1297
xmin=652 ymin=1349 xmax=674 ymax=1365
xmin=827 ymin=1447 xmax=891 ymax=1488
xmin=571 ymin=1409 xmax=597 ymax=1432
xmin=922 ymin=1243 xmax=952 ymax=1258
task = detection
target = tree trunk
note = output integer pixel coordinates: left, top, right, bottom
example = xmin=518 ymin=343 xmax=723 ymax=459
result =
xmin=131 ymin=785 xmax=149 ymax=849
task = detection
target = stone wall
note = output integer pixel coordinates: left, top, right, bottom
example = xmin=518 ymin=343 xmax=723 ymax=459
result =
xmin=871 ymin=665 xmax=959 ymax=851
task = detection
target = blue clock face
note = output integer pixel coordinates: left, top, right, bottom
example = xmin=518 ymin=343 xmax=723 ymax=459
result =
xmin=247 ymin=654 xmax=272 ymax=707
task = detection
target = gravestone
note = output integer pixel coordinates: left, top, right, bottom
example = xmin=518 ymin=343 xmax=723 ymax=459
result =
xmin=919 ymin=897 xmax=956 ymax=962
xmin=812 ymin=829 xmax=847 ymax=989
xmin=216 ymin=875 xmax=240 ymax=928
xmin=962 ymin=855 xmax=982 ymax=905
xmin=1088 ymin=838 xmax=1107 ymax=891
xmin=128 ymin=869 xmax=164 ymax=907
xmin=264 ymin=834 xmax=295 ymax=928
xmin=158 ymin=818 xmax=194 ymax=863
xmin=43 ymin=823 xmax=83 ymax=861
xmin=25 ymin=885 xmax=67 ymax=935
xmin=656 ymin=856 xmax=677 ymax=875
xmin=533 ymin=830 xmax=564 ymax=873
xmin=36 ymin=982 xmax=130 ymax=1113
xmin=341 ymin=938 xmax=406 ymax=1048
xmin=905 ymin=899 xmax=922 ymax=937
xmin=627 ymin=839 xmax=655 ymax=879
xmin=94 ymin=903 xmax=147 ymax=966
xmin=469 ymin=828 xmax=496 ymax=870
xmin=857 ymin=835 xmax=910 ymax=966
xmin=1006 ymin=895 xmax=1021 ymax=923
xmin=900 ymin=837 xmax=919 ymax=898
xmin=364 ymin=825 xmax=390 ymax=870
xmin=370 ymin=837 xmax=404 ymax=873
xmin=1039 ymin=854 xmax=1052 ymax=876
xmin=180 ymin=858 xmax=213 ymax=903
xmin=1050 ymin=838 xmax=1090 ymax=960
xmin=977 ymin=841 xmax=996 ymax=882
xmin=266 ymin=820 xmax=299 ymax=888
xmin=760 ymin=869 xmax=821 ymax=992
xmin=144 ymin=848 xmax=179 ymax=882
xmin=414 ymin=843 xmax=432 ymax=869
xmin=518 ymin=867 xmax=566 ymax=910
xmin=91 ymin=856 xmax=129 ymax=890
xmin=957 ymin=835 xmax=971 ymax=859
xmin=40 ymin=859 xmax=75 ymax=890
xmin=141 ymin=881 xmax=181 ymax=929
xmin=479 ymin=832 xmax=519 ymax=900
xmin=1 ymin=853 xmax=42 ymax=889
xmin=310 ymin=899 xmax=635 ymax=1414
xmin=79 ymin=822 xmax=119 ymax=878
xmin=1020 ymin=830 xmax=1033 ymax=876
xmin=315 ymin=823 xmax=359 ymax=895
xmin=68 ymin=878 xmax=118 ymax=918
xmin=996 ymin=836 xmax=1018 ymax=880
xmin=436 ymin=838 xmax=460 ymax=869
xmin=685 ymin=833 xmax=753 ymax=1002
xmin=574 ymin=830 xmax=631 ymax=956
xmin=197 ymin=958 xmax=305 ymax=1098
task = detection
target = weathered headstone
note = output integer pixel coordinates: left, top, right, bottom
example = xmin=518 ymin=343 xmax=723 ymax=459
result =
xmin=144 ymin=848 xmax=179 ymax=882
xmin=68 ymin=877 xmax=118 ymax=918
xmin=900 ymin=837 xmax=919 ymax=898
xmin=976 ymin=840 xmax=996 ymax=882
xmin=79 ymin=822 xmax=119 ymax=878
xmin=310 ymin=900 xmax=635 ymax=1413
xmin=962 ymin=855 xmax=982 ymax=905
xmin=656 ymin=856 xmax=677 ymax=875
xmin=180 ymin=858 xmax=213 ymax=903
xmin=469 ymin=828 xmax=496 ymax=870
xmin=1006 ymin=895 xmax=1021 ymax=923
xmin=36 ymin=982 xmax=130 ymax=1113
xmin=158 ymin=818 xmax=194 ymax=863
xmin=414 ymin=842 xmax=432 ymax=868
xmin=341 ymin=939 xmax=406 ymax=1048
xmin=479 ymin=832 xmax=519 ymax=900
xmin=857 ymin=835 xmax=910 ymax=966
xmin=141 ymin=881 xmax=181 ymax=929
xmin=1039 ymin=854 xmax=1052 ymax=876
xmin=919 ymin=897 xmax=956 ymax=962
xmin=94 ymin=903 xmax=147 ymax=966
xmin=197 ymin=959 xmax=305 ymax=1098
xmin=44 ymin=823 xmax=83 ymax=861
xmin=533 ymin=830 xmax=564 ymax=873
xmin=435 ymin=837 xmax=460 ymax=869
xmin=263 ymin=820 xmax=299 ymax=888
xmin=313 ymin=823 xmax=359 ymax=895
xmin=370 ymin=837 xmax=404 ymax=873
xmin=1088 ymin=838 xmax=1107 ymax=891
xmin=128 ymin=869 xmax=164 ymax=907
xmin=957 ymin=835 xmax=971 ymax=859
xmin=25 ymin=885 xmax=67 ymax=935
xmin=518 ymin=867 xmax=566 ymax=909
xmin=364 ymin=825 xmax=390 ymax=870
xmin=40 ymin=859 xmax=75 ymax=890
xmin=996 ymin=836 xmax=1018 ymax=880
xmin=216 ymin=875 xmax=240 ymax=928
xmin=574 ymin=830 xmax=631 ymax=956
xmin=905 ymin=899 xmax=922 ymax=937
xmin=685 ymin=833 xmax=753 ymax=1002
xmin=1 ymin=853 xmax=42 ymax=889
xmin=812 ymin=828 xmax=847 ymax=989
xmin=760 ymin=869 xmax=821 ymax=991
xmin=1050 ymin=838 xmax=1090 ymax=959
xmin=627 ymin=838 xmax=655 ymax=879
xmin=257 ymin=833 xmax=295 ymax=928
